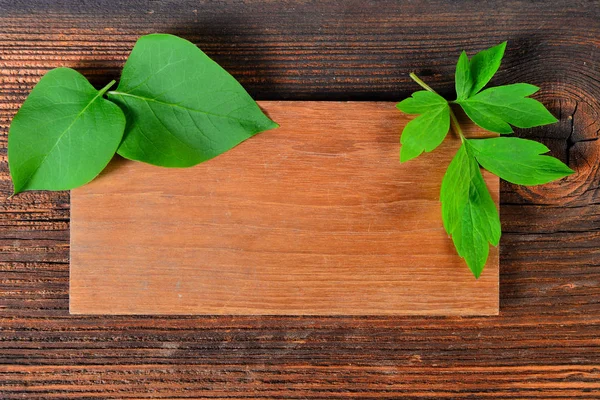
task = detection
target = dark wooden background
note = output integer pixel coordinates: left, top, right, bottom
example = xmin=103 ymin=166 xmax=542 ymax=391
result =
xmin=1 ymin=0 xmax=599 ymax=398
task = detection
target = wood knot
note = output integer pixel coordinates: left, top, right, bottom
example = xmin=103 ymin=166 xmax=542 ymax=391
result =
xmin=510 ymin=89 xmax=600 ymax=205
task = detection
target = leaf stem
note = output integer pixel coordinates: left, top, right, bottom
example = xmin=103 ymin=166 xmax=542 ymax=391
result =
xmin=409 ymin=72 xmax=436 ymax=93
xmin=449 ymin=108 xmax=465 ymax=143
xmin=409 ymin=72 xmax=465 ymax=142
xmin=99 ymin=80 xmax=116 ymax=97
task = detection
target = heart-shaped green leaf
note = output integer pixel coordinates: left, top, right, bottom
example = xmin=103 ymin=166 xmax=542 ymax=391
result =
xmin=107 ymin=34 xmax=278 ymax=167
xmin=8 ymin=67 xmax=125 ymax=194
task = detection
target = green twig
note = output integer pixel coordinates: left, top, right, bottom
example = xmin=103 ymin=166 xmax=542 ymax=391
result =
xmin=409 ymin=72 xmax=465 ymax=142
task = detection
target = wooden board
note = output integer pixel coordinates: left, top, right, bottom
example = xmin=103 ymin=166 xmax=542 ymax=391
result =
xmin=70 ymin=101 xmax=498 ymax=315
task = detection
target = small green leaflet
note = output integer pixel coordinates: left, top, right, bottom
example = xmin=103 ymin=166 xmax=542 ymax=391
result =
xmin=455 ymin=51 xmax=473 ymax=101
xmin=8 ymin=68 xmax=125 ymax=194
xmin=441 ymin=144 xmax=500 ymax=278
xmin=455 ymin=42 xmax=506 ymax=101
xmin=108 ymin=34 xmax=278 ymax=167
xmin=396 ymin=91 xmax=450 ymax=162
xmin=467 ymin=41 xmax=506 ymax=96
xmin=397 ymin=41 xmax=573 ymax=277
xmin=468 ymin=137 xmax=574 ymax=186
xmin=457 ymin=84 xmax=557 ymax=134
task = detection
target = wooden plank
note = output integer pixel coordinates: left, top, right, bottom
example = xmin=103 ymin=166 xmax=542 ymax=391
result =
xmin=70 ymin=101 xmax=498 ymax=315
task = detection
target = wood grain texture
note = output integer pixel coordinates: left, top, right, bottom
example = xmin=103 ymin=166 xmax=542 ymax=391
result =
xmin=70 ymin=101 xmax=499 ymax=315
xmin=1 ymin=0 xmax=599 ymax=397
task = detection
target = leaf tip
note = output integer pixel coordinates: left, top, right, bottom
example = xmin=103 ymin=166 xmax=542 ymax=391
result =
xmin=527 ymin=84 xmax=541 ymax=94
xmin=467 ymin=259 xmax=485 ymax=279
xmin=398 ymin=149 xmax=407 ymax=163
xmin=266 ymin=119 xmax=280 ymax=130
xmin=559 ymin=164 xmax=576 ymax=178
xmin=490 ymin=41 xmax=507 ymax=58
xmin=396 ymin=101 xmax=409 ymax=113
xmin=399 ymin=146 xmax=419 ymax=163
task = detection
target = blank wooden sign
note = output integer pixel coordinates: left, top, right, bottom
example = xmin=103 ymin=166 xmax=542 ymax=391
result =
xmin=70 ymin=101 xmax=499 ymax=315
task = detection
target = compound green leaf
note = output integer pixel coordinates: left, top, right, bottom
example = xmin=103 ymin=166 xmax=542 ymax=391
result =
xmin=457 ymin=83 xmax=557 ymax=134
xmin=108 ymin=33 xmax=278 ymax=167
xmin=8 ymin=67 xmax=125 ymax=194
xmin=441 ymin=144 xmax=500 ymax=278
xmin=468 ymin=137 xmax=574 ymax=185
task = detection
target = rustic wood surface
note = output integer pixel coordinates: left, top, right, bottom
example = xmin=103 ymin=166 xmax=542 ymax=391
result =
xmin=70 ymin=101 xmax=499 ymax=316
xmin=0 ymin=0 xmax=599 ymax=397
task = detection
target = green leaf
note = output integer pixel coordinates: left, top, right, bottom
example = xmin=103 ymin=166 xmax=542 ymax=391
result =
xmin=469 ymin=41 xmax=506 ymax=96
xmin=455 ymin=51 xmax=473 ymax=100
xmin=441 ymin=144 xmax=500 ymax=278
xmin=397 ymin=91 xmax=450 ymax=162
xmin=107 ymin=33 xmax=278 ymax=167
xmin=396 ymin=90 xmax=447 ymax=114
xmin=457 ymin=83 xmax=558 ymax=134
xmin=468 ymin=137 xmax=574 ymax=185
xmin=398 ymin=42 xmax=564 ymax=278
xmin=8 ymin=67 xmax=125 ymax=194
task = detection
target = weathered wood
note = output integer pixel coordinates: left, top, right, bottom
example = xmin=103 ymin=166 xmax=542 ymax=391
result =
xmin=70 ymin=101 xmax=499 ymax=315
xmin=1 ymin=0 xmax=599 ymax=397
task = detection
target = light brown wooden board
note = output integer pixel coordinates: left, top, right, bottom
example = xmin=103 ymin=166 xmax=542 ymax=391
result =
xmin=70 ymin=101 xmax=498 ymax=315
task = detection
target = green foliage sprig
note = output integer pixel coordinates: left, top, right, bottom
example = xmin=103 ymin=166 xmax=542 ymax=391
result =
xmin=8 ymin=33 xmax=278 ymax=195
xmin=397 ymin=42 xmax=574 ymax=278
